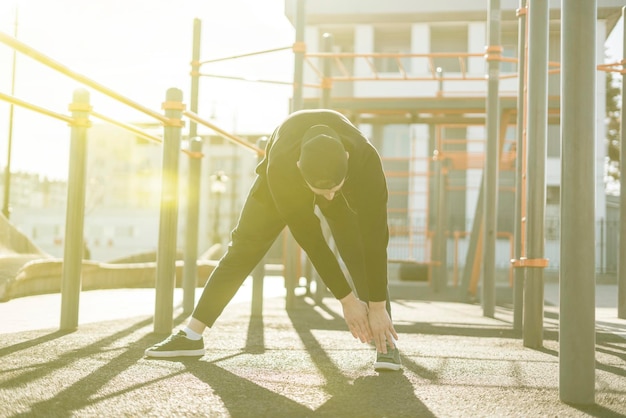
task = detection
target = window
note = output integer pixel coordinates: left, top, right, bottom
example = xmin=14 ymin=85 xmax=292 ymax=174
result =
xmin=430 ymin=25 xmax=468 ymax=73
xmin=372 ymin=125 xmax=411 ymax=233
xmin=500 ymin=30 xmax=518 ymax=74
xmin=547 ymin=124 xmax=560 ymax=158
xmin=545 ymin=185 xmax=560 ymax=240
xmin=374 ymin=26 xmax=411 ymax=73
xmin=442 ymin=126 xmax=467 ymax=232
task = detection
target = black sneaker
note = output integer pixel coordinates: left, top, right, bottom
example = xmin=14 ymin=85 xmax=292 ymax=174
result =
xmin=144 ymin=330 xmax=206 ymax=358
xmin=374 ymin=344 xmax=402 ymax=371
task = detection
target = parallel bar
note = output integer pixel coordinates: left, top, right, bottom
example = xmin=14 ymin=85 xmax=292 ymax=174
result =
xmin=512 ymin=0 xmax=528 ymax=332
xmin=0 ymin=91 xmax=73 ymax=123
xmin=283 ymin=0 xmax=307 ymax=310
xmin=482 ymin=0 xmax=501 ymax=318
xmin=184 ymin=110 xmax=264 ymax=155
xmin=523 ymin=0 xmax=549 ymax=349
xmin=182 ymin=18 xmax=203 ymax=315
xmin=2 ymin=10 xmax=17 ymax=220
xmin=251 ymin=137 xmax=269 ymax=317
xmin=560 ymin=0 xmax=596 ymax=404
xmin=320 ymin=32 xmax=333 ymax=108
xmin=91 ymin=111 xmax=161 ymax=144
xmin=619 ymin=6 xmax=626 ymax=320
xmin=0 ymin=31 xmax=168 ymax=124
xmin=292 ymin=0 xmax=306 ymax=112
xmin=197 ymin=73 xmax=297 ymax=87
xmin=189 ymin=18 xmax=202 ymax=140
xmin=154 ymin=88 xmax=184 ymax=334
xmin=199 ymin=45 xmax=291 ymax=65
xmin=59 ymin=89 xmax=90 ymax=331
xmin=459 ymin=175 xmax=484 ymax=300
xmin=182 ymin=138 xmax=203 ymax=315
xmin=432 ymin=150 xmax=449 ymax=292
xmin=431 ymin=152 xmax=442 ymax=292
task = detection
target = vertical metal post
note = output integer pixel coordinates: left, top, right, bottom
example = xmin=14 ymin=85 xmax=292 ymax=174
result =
xmin=522 ymin=0 xmax=549 ymax=349
xmin=483 ymin=0 xmax=501 ymax=317
xmin=251 ymin=262 xmax=265 ymax=317
xmin=439 ymin=164 xmax=449 ymax=290
xmin=618 ymin=6 xmax=626 ymax=320
xmin=320 ymin=32 xmax=333 ymax=108
xmin=251 ymin=137 xmax=268 ymax=317
xmin=431 ymin=151 xmax=442 ymax=292
xmin=60 ymin=89 xmax=91 ymax=331
xmin=283 ymin=0 xmax=307 ymax=310
xmin=183 ymin=138 xmax=203 ymax=314
xmin=189 ymin=18 xmax=201 ymax=139
xmin=154 ymin=88 xmax=184 ymax=334
xmin=182 ymin=18 xmax=202 ymax=314
xmin=292 ymin=0 xmax=306 ymax=112
xmin=512 ymin=0 xmax=527 ymax=332
xmin=560 ymin=0 xmax=596 ymax=404
xmin=2 ymin=8 xmax=18 ymax=219
xmin=432 ymin=151 xmax=449 ymax=291
xmin=460 ymin=176 xmax=484 ymax=300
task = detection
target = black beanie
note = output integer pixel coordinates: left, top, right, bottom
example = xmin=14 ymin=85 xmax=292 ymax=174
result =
xmin=298 ymin=125 xmax=348 ymax=189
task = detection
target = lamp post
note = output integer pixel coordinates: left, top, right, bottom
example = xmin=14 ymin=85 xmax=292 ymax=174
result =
xmin=2 ymin=7 xmax=18 ymax=219
xmin=210 ymin=171 xmax=228 ymax=244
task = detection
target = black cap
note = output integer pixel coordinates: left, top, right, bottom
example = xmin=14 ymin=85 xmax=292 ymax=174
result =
xmin=298 ymin=125 xmax=348 ymax=189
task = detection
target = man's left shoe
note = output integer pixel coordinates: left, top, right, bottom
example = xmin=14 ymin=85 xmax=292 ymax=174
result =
xmin=144 ymin=330 xmax=206 ymax=358
xmin=374 ymin=345 xmax=402 ymax=371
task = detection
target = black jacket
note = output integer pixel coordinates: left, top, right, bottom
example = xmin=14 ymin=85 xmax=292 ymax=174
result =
xmin=257 ymin=109 xmax=389 ymax=301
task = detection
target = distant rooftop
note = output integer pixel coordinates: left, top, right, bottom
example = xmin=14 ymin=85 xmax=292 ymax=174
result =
xmin=285 ymin=0 xmax=624 ymax=36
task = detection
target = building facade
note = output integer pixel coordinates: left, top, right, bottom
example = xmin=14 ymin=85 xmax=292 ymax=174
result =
xmin=285 ymin=0 xmax=623 ymax=274
xmin=6 ymin=124 xmax=261 ymax=262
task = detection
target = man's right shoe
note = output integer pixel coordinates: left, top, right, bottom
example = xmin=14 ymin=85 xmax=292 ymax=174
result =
xmin=144 ymin=330 xmax=206 ymax=358
xmin=373 ymin=344 xmax=402 ymax=371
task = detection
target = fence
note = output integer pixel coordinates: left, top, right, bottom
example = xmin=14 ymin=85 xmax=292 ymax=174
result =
xmin=0 ymin=30 xmax=264 ymax=335
xmin=545 ymin=217 xmax=620 ymax=275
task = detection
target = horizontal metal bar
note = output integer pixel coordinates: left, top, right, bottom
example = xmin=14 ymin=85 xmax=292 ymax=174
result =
xmin=0 ymin=31 xmax=168 ymax=124
xmin=0 ymin=91 xmax=73 ymax=124
xmin=199 ymin=46 xmax=292 ymax=65
xmin=183 ymin=110 xmax=265 ymax=155
xmin=91 ymin=111 xmax=162 ymax=144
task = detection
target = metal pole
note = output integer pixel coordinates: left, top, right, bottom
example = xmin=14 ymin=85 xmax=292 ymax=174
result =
xmin=483 ymin=0 xmax=501 ymax=318
xmin=432 ymin=151 xmax=442 ymax=292
xmin=618 ymin=6 xmax=626 ymax=320
xmin=320 ymin=32 xmax=333 ymax=108
xmin=432 ymin=151 xmax=449 ymax=292
xmin=251 ymin=137 xmax=268 ymax=317
xmin=2 ymin=8 xmax=18 ymax=219
xmin=512 ymin=0 xmax=527 ymax=333
xmin=522 ymin=0 xmax=549 ymax=349
xmin=283 ymin=0 xmax=307 ymax=310
xmin=182 ymin=18 xmax=203 ymax=315
xmin=460 ymin=175 xmax=484 ymax=300
xmin=182 ymin=138 xmax=203 ymax=314
xmin=60 ymin=89 xmax=90 ymax=331
xmin=154 ymin=88 xmax=184 ymax=334
xmin=560 ymin=0 xmax=596 ymax=404
xmin=438 ymin=162 xmax=450 ymax=290
xmin=183 ymin=19 xmax=202 ymax=314
xmin=292 ymin=0 xmax=306 ymax=112
xmin=189 ymin=18 xmax=201 ymax=139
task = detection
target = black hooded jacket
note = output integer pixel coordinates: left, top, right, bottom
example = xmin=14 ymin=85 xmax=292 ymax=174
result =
xmin=256 ymin=109 xmax=390 ymax=302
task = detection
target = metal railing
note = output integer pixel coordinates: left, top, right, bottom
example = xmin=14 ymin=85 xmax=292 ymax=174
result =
xmin=0 ymin=30 xmax=260 ymax=334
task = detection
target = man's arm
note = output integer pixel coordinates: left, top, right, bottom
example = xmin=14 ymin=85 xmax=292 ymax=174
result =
xmin=368 ymin=301 xmax=398 ymax=353
xmin=340 ymin=292 xmax=373 ymax=343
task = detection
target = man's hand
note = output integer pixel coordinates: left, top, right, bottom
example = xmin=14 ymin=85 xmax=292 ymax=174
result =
xmin=339 ymin=292 xmax=372 ymax=343
xmin=368 ymin=301 xmax=398 ymax=354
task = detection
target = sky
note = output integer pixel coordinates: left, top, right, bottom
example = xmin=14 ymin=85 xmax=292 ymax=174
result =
xmin=0 ymin=0 xmax=295 ymax=179
xmin=0 ymin=1 xmax=624 ymax=180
